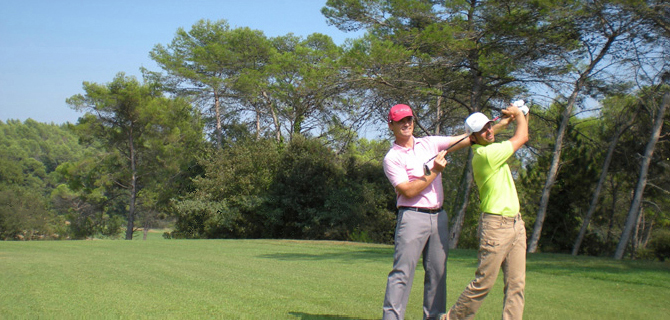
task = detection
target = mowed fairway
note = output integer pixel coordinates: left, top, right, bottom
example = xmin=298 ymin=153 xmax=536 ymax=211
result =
xmin=1 ymin=233 xmax=668 ymax=319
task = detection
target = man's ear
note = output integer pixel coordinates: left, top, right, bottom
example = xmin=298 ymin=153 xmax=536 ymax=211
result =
xmin=469 ymin=134 xmax=477 ymax=145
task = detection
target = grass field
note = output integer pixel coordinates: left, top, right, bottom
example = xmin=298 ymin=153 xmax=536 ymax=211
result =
xmin=1 ymin=231 xmax=668 ymax=319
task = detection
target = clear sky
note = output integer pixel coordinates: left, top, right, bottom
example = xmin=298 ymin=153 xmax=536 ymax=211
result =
xmin=0 ymin=0 xmax=361 ymax=125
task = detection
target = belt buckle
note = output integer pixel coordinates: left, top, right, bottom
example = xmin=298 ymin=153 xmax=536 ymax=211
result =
xmin=419 ymin=207 xmax=439 ymax=214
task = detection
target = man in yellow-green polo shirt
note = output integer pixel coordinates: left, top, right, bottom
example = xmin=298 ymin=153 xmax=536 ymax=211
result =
xmin=443 ymin=103 xmax=529 ymax=320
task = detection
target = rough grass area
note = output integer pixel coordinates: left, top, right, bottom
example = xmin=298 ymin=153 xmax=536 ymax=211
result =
xmin=1 ymin=236 xmax=668 ymax=319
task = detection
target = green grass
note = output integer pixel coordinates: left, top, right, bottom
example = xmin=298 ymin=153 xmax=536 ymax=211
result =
xmin=1 ymin=234 xmax=668 ymax=319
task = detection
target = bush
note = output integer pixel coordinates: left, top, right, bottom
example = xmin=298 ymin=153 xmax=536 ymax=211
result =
xmin=169 ymin=135 xmax=398 ymax=243
xmin=647 ymin=229 xmax=670 ymax=262
xmin=168 ymin=138 xmax=280 ymax=239
xmin=267 ymin=136 xmax=397 ymax=243
xmin=0 ymin=187 xmax=59 ymax=240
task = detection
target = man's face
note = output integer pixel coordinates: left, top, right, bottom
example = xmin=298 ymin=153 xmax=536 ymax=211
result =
xmin=473 ymin=122 xmax=495 ymax=145
xmin=389 ymin=116 xmax=414 ymax=138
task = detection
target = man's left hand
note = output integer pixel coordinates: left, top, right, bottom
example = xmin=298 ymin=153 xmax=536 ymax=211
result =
xmin=432 ymin=150 xmax=448 ymax=173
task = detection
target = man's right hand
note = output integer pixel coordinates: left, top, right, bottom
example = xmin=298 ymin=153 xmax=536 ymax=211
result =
xmin=504 ymin=105 xmax=524 ymax=118
xmin=395 ymin=149 xmax=448 ymax=198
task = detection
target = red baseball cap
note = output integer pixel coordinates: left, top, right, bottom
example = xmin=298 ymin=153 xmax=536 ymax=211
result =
xmin=388 ymin=104 xmax=413 ymax=123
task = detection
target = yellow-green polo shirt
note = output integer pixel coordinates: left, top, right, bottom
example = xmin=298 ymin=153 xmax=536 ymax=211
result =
xmin=471 ymin=140 xmax=519 ymax=217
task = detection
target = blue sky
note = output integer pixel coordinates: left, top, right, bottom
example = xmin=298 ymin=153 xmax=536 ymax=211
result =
xmin=0 ymin=0 xmax=361 ymax=125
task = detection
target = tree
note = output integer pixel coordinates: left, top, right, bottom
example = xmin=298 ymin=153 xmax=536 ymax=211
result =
xmin=0 ymin=120 xmax=88 ymax=240
xmin=67 ymin=73 xmax=202 ymax=240
xmin=265 ymin=33 xmax=347 ymax=141
xmin=52 ymin=153 xmax=126 ymax=239
xmin=527 ymin=1 xmax=646 ymax=253
xmin=323 ymin=0 xmax=569 ymax=247
xmin=626 ymin=0 xmax=670 ymax=37
xmin=615 ymin=89 xmax=669 ymax=259
xmin=169 ymin=132 xmax=281 ymax=239
xmin=223 ymin=28 xmax=280 ymax=141
xmin=148 ymin=20 xmax=272 ymax=147
xmin=572 ymin=94 xmax=639 ymax=255
xmin=607 ymin=0 xmax=670 ymax=259
xmin=0 ymin=186 xmax=58 ymax=240
xmin=168 ymin=133 xmax=397 ymax=243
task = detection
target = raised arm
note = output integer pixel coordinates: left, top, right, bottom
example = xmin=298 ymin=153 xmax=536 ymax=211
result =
xmin=444 ymin=133 xmax=471 ymax=153
xmin=505 ymin=106 xmax=529 ymax=152
xmin=492 ymin=113 xmax=514 ymax=135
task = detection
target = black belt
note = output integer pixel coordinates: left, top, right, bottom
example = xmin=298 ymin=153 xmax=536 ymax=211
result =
xmin=398 ymin=206 xmax=442 ymax=214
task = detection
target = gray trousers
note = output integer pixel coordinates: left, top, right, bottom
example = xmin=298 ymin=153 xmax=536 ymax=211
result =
xmin=382 ymin=208 xmax=449 ymax=320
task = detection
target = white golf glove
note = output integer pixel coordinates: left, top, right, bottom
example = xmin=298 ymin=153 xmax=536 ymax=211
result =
xmin=513 ymin=100 xmax=529 ymax=115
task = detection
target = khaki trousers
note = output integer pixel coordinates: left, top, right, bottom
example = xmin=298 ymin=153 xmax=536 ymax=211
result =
xmin=447 ymin=213 xmax=526 ymax=320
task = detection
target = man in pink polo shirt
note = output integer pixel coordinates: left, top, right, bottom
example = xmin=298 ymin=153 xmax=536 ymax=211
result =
xmin=382 ymin=104 xmax=470 ymax=320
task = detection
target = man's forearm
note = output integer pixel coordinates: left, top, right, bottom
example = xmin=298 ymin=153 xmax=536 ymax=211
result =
xmin=509 ymin=112 xmax=529 ymax=150
xmin=493 ymin=120 xmax=510 ymax=134
xmin=395 ymin=172 xmax=439 ymax=199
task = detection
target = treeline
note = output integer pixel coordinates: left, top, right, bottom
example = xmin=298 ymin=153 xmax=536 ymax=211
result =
xmin=1 ymin=0 xmax=669 ymax=261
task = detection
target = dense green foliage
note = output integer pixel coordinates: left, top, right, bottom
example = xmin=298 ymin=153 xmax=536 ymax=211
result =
xmin=0 ymin=120 xmax=88 ymax=240
xmin=64 ymin=73 xmax=205 ymax=239
xmin=167 ymin=134 xmax=397 ymax=243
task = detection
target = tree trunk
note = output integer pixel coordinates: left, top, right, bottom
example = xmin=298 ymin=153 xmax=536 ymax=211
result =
xmin=435 ymin=95 xmax=443 ymax=135
xmin=255 ymin=106 xmax=261 ymax=141
xmin=262 ymin=91 xmax=281 ymax=142
xmin=614 ymin=92 xmax=668 ymax=260
xmin=293 ymin=114 xmax=304 ymax=136
xmin=449 ymin=150 xmax=474 ymax=249
xmin=643 ymin=218 xmax=654 ymax=248
xmin=605 ymin=176 xmax=619 ymax=243
xmin=527 ymin=96 xmax=575 ymax=252
xmin=214 ymin=93 xmax=223 ymax=149
xmin=632 ymin=204 xmax=643 ymax=259
xmin=527 ymin=30 xmax=617 ymax=253
xmin=572 ymin=115 xmax=635 ymax=255
xmin=125 ymin=130 xmax=137 ymax=240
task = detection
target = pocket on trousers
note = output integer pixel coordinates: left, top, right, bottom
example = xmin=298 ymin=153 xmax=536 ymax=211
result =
xmin=478 ymin=237 xmax=499 ymax=261
xmin=480 ymin=223 xmax=507 ymax=250
xmin=480 ymin=237 xmax=499 ymax=249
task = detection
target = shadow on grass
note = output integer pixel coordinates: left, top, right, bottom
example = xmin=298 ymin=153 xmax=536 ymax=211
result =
xmin=259 ymin=247 xmax=483 ymax=263
xmin=288 ymin=311 xmax=375 ymax=320
xmin=261 ymin=246 xmax=670 ymax=289
xmin=258 ymin=248 xmax=392 ymax=262
xmin=525 ymin=252 xmax=670 ymax=288
xmin=445 ymin=249 xmax=670 ymax=289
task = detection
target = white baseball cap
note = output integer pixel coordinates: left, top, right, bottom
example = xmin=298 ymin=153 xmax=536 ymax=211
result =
xmin=465 ymin=112 xmax=494 ymax=134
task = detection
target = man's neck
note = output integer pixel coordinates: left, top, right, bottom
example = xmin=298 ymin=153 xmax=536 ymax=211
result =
xmin=394 ymin=135 xmax=414 ymax=148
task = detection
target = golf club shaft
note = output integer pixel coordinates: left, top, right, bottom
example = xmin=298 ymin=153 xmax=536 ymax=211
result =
xmin=424 ymin=135 xmax=469 ymax=163
xmin=422 ymin=113 xmax=508 ymax=176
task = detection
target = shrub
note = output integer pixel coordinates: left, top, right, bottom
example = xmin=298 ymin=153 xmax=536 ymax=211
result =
xmin=647 ymin=229 xmax=670 ymax=262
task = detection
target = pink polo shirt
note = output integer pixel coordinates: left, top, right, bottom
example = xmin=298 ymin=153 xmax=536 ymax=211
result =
xmin=383 ymin=136 xmax=459 ymax=209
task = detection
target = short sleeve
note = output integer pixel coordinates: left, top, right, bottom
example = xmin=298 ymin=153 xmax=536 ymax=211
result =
xmin=383 ymin=152 xmax=409 ymax=187
xmin=482 ymin=140 xmax=514 ymax=171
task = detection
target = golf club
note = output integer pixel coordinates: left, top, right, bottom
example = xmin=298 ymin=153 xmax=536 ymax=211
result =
xmin=421 ymin=100 xmax=529 ymax=176
xmin=422 ymin=135 xmax=469 ymax=176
